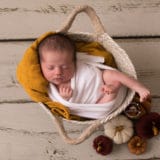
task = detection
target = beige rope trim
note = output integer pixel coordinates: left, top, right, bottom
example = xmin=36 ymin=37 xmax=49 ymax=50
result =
xmin=54 ymin=116 xmax=102 ymax=144
xmin=39 ymin=102 xmax=102 ymax=144
xmin=58 ymin=5 xmax=105 ymax=35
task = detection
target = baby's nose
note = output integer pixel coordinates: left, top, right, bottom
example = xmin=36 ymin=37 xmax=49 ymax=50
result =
xmin=55 ymin=67 xmax=62 ymax=75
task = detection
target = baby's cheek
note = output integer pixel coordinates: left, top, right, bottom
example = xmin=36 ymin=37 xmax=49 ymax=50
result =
xmin=44 ymin=72 xmax=54 ymax=81
xmin=66 ymin=70 xmax=74 ymax=78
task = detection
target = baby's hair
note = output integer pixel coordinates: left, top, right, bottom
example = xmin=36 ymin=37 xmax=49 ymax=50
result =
xmin=38 ymin=33 xmax=76 ymax=62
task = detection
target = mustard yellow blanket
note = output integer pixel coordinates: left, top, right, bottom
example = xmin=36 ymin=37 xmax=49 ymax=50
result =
xmin=16 ymin=32 xmax=116 ymax=120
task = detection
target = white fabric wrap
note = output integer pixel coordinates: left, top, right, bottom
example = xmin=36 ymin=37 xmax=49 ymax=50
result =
xmin=48 ymin=53 xmax=127 ymax=119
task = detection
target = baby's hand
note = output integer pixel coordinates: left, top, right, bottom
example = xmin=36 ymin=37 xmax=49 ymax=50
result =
xmin=59 ymin=85 xmax=73 ymax=100
xmin=101 ymin=85 xmax=115 ymax=94
xmin=138 ymin=88 xmax=151 ymax=102
xmin=101 ymin=83 xmax=120 ymax=95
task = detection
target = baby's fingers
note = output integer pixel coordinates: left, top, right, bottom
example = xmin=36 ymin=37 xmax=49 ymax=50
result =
xmin=101 ymin=85 xmax=111 ymax=94
xmin=60 ymin=86 xmax=72 ymax=95
xmin=65 ymin=87 xmax=71 ymax=94
xmin=140 ymin=91 xmax=151 ymax=102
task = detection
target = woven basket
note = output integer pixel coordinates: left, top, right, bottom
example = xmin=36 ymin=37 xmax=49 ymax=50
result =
xmin=39 ymin=5 xmax=137 ymax=144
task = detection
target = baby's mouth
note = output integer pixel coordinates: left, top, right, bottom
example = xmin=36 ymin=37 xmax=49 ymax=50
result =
xmin=54 ymin=77 xmax=63 ymax=81
xmin=55 ymin=77 xmax=62 ymax=79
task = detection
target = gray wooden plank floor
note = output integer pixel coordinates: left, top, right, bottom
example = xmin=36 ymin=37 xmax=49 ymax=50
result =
xmin=0 ymin=1 xmax=160 ymax=159
xmin=0 ymin=39 xmax=160 ymax=159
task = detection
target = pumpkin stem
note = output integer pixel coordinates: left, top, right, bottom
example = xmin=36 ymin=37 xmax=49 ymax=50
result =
xmin=136 ymin=142 xmax=141 ymax=147
xmin=116 ymin=125 xmax=124 ymax=132
xmin=97 ymin=142 xmax=102 ymax=152
xmin=152 ymin=126 xmax=159 ymax=136
xmin=152 ymin=121 xmax=159 ymax=136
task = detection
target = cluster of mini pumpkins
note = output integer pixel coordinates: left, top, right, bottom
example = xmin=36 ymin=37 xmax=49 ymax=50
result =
xmin=93 ymin=95 xmax=160 ymax=156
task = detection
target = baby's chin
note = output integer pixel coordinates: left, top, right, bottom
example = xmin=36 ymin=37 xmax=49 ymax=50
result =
xmin=50 ymin=76 xmax=72 ymax=86
xmin=52 ymin=79 xmax=63 ymax=85
xmin=50 ymin=78 xmax=67 ymax=85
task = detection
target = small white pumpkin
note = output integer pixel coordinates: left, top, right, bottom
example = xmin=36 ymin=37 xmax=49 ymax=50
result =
xmin=104 ymin=115 xmax=134 ymax=144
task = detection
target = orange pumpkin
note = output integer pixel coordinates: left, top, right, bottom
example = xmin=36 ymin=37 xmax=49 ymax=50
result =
xmin=128 ymin=136 xmax=147 ymax=155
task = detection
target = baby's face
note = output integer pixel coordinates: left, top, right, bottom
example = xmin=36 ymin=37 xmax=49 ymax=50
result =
xmin=40 ymin=50 xmax=75 ymax=85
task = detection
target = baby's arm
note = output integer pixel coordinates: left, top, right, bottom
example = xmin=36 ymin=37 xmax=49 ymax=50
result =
xmin=103 ymin=70 xmax=150 ymax=102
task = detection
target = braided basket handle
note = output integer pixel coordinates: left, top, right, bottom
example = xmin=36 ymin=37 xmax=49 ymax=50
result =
xmin=58 ymin=5 xmax=105 ymax=35
xmin=39 ymin=102 xmax=103 ymax=144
